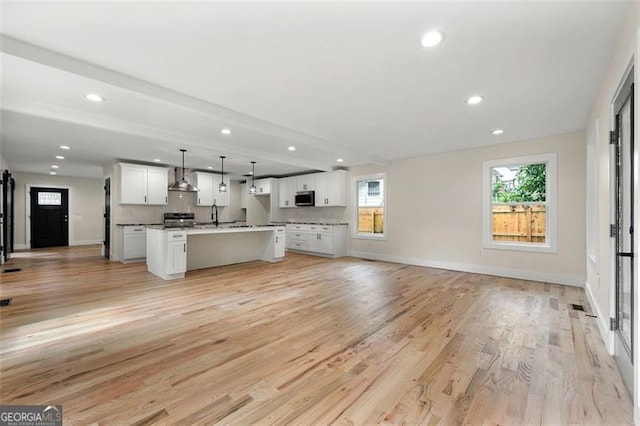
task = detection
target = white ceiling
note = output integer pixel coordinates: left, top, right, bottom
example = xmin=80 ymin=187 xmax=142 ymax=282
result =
xmin=0 ymin=1 xmax=629 ymax=180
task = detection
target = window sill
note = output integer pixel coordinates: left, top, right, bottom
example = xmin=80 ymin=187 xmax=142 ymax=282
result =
xmin=353 ymin=233 xmax=387 ymax=241
xmin=484 ymin=241 xmax=556 ymax=253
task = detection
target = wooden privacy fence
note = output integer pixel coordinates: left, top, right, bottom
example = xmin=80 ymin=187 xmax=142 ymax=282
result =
xmin=358 ymin=207 xmax=384 ymax=233
xmin=492 ymin=204 xmax=546 ymax=243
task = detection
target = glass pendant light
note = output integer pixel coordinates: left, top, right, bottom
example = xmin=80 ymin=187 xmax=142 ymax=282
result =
xmin=218 ymin=156 xmax=227 ymax=193
xmin=249 ymin=161 xmax=257 ymax=194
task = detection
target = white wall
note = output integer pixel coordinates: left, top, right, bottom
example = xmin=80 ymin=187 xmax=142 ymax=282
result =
xmin=585 ymin=1 xmax=640 ymax=422
xmin=12 ymin=172 xmax=104 ymax=248
xmin=349 ymin=131 xmax=586 ymax=286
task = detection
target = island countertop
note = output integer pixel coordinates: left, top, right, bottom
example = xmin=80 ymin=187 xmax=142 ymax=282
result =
xmin=146 ymin=225 xmax=285 ymax=280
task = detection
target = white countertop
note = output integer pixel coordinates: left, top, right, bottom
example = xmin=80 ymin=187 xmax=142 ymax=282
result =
xmin=147 ymin=225 xmax=283 ymax=235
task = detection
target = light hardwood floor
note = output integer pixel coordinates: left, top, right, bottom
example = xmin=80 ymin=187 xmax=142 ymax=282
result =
xmin=0 ymin=246 xmax=633 ymax=425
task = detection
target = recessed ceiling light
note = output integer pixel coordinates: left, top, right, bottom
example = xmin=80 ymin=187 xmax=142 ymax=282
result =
xmin=467 ymin=95 xmax=483 ymax=105
xmin=153 ymin=158 xmax=162 ymax=162
xmin=60 ymin=145 xmax=71 ymax=150
xmin=221 ymin=129 xmax=231 ymax=135
xmin=85 ymin=93 xmax=105 ymax=102
xmin=336 ymin=158 xmax=344 ymax=163
xmin=421 ymin=30 xmax=445 ymax=48
xmin=288 ymin=146 xmax=296 ymax=151
xmin=207 ymin=166 xmax=214 ymax=170
xmin=492 ymin=129 xmax=504 ymax=135
xmin=51 ymin=165 xmax=59 ymax=169
xmin=55 ymin=155 xmax=65 ymax=160
xmin=49 ymin=171 xmax=57 ymax=175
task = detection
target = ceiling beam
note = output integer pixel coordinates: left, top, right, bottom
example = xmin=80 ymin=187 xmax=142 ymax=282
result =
xmin=0 ymin=35 xmax=388 ymax=168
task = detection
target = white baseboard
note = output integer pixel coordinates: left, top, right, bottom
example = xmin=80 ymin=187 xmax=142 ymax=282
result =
xmin=584 ymin=279 xmax=614 ymax=355
xmin=349 ymin=251 xmax=584 ymax=287
xmin=14 ymin=244 xmax=27 ymax=250
xmin=70 ymin=240 xmax=103 ymax=246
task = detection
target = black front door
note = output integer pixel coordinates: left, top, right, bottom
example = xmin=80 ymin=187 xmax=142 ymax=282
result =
xmin=104 ymin=177 xmax=111 ymax=258
xmin=30 ymin=187 xmax=69 ymax=248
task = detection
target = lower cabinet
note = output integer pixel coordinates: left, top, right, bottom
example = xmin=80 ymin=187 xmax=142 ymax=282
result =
xmin=147 ymin=228 xmax=187 ymax=280
xmin=285 ymin=224 xmax=347 ymax=257
xmin=274 ymin=227 xmax=286 ymax=258
xmin=121 ymin=226 xmax=147 ymax=262
xmin=167 ymin=238 xmax=187 ymax=274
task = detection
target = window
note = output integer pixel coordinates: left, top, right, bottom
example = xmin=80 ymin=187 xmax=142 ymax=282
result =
xmin=353 ymin=173 xmax=386 ymax=239
xmin=482 ymin=153 xmax=557 ymax=252
xmin=38 ymin=192 xmax=62 ymax=206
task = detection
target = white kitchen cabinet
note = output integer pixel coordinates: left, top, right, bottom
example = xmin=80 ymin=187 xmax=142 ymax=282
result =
xmin=146 ymin=167 xmax=170 ymax=205
xmin=286 ymin=224 xmax=308 ymax=250
xmin=296 ymin=174 xmax=315 ymax=192
xmin=254 ymin=178 xmax=273 ymax=195
xmin=119 ymin=163 xmax=169 ymax=205
xmin=274 ymin=227 xmax=286 ymax=258
xmin=168 ymin=239 xmax=187 ymax=274
xmin=286 ymin=224 xmax=347 ymax=257
xmin=307 ymin=225 xmax=334 ymax=254
xmin=240 ymin=183 xmax=248 ymax=209
xmin=146 ymin=229 xmax=187 ymax=280
xmin=192 ymin=172 xmax=215 ymax=206
xmin=279 ymin=177 xmax=297 ymax=208
xmin=192 ymin=172 xmax=230 ymax=207
xmin=314 ymin=170 xmax=347 ymax=207
xmin=121 ymin=226 xmax=146 ymax=262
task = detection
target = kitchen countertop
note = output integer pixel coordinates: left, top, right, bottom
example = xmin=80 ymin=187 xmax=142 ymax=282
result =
xmin=147 ymin=224 xmax=283 ymax=233
xmin=116 ymin=223 xmax=163 ymax=226
xmin=283 ymin=222 xmax=349 ymax=226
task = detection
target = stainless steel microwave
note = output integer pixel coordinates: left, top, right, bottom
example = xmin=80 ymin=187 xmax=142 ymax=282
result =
xmin=295 ymin=191 xmax=315 ymax=206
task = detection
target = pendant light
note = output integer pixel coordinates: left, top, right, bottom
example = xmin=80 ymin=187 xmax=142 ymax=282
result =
xmin=218 ymin=156 xmax=227 ymax=193
xmin=168 ymin=149 xmax=198 ymax=192
xmin=249 ymin=161 xmax=257 ymax=195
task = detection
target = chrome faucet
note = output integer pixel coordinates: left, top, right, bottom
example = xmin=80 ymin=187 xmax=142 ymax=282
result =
xmin=211 ymin=203 xmax=218 ymax=227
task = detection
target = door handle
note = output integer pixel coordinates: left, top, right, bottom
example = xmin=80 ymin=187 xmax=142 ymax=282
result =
xmin=617 ymin=252 xmax=634 ymax=258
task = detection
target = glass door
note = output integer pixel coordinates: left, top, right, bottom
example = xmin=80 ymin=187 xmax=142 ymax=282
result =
xmin=614 ymin=78 xmax=634 ymax=397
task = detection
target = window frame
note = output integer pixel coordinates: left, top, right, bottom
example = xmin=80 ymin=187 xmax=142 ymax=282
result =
xmin=482 ymin=153 xmax=557 ymax=253
xmin=352 ymin=173 xmax=387 ymax=240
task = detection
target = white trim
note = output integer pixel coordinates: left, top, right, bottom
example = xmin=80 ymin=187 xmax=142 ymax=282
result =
xmin=14 ymin=244 xmax=27 ymax=250
xmin=351 ymin=172 xmax=387 ymax=240
xmin=482 ymin=153 xmax=557 ymax=253
xmin=25 ymin=184 xmax=73 ymax=249
xmin=349 ymin=250 xmax=583 ymax=287
xmin=585 ymin=278 xmax=614 ymax=355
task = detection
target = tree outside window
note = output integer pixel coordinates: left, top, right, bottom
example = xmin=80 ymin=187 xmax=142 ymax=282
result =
xmin=483 ymin=153 xmax=557 ymax=253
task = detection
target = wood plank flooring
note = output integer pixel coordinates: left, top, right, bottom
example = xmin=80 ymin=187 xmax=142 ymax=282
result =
xmin=0 ymin=246 xmax=633 ymax=425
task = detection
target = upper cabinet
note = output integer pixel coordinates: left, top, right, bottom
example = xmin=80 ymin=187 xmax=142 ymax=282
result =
xmin=296 ymin=174 xmax=315 ymax=192
xmin=279 ymin=177 xmax=297 ymax=208
xmin=119 ymin=163 xmax=169 ymax=205
xmin=254 ymin=178 xmax=273 ymax=195
xmin=192 ymin=172 xmax=214 ymax=206
xmin=314 ymin=170 xmax=348 ymax=207
xmin=192 ymin=172 xmax=230 ymax=207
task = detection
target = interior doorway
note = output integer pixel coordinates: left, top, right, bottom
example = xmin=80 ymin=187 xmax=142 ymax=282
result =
xmin=612 ymin=69 xmax=634 ymax=398
xmin=103 ymin=177 xmax=111 ymax=259
xmin=29 ymin=187 xmax=69 ymax=248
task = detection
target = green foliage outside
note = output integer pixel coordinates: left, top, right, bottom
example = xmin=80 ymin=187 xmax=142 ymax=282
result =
xmin=492 ymin=163 xmax=546 ymax=203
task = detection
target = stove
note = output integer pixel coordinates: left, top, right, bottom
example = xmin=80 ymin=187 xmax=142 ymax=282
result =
xmin=164 ymin=212 xmax=195 ymax=228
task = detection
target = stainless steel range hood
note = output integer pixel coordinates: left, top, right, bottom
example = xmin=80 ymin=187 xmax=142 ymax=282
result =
xmin=169 ymin=149 xmax=198 ymax=192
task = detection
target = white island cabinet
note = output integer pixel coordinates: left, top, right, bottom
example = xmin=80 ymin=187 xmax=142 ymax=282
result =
xmin=146 ymin=229 xmax=187 ymax=280
xmin=146 ymin=226 xmax=285 ymax=280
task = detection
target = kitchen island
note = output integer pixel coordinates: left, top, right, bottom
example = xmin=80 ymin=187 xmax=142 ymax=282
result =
xmin=146 ymin=225 xmax=285 ymax=280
